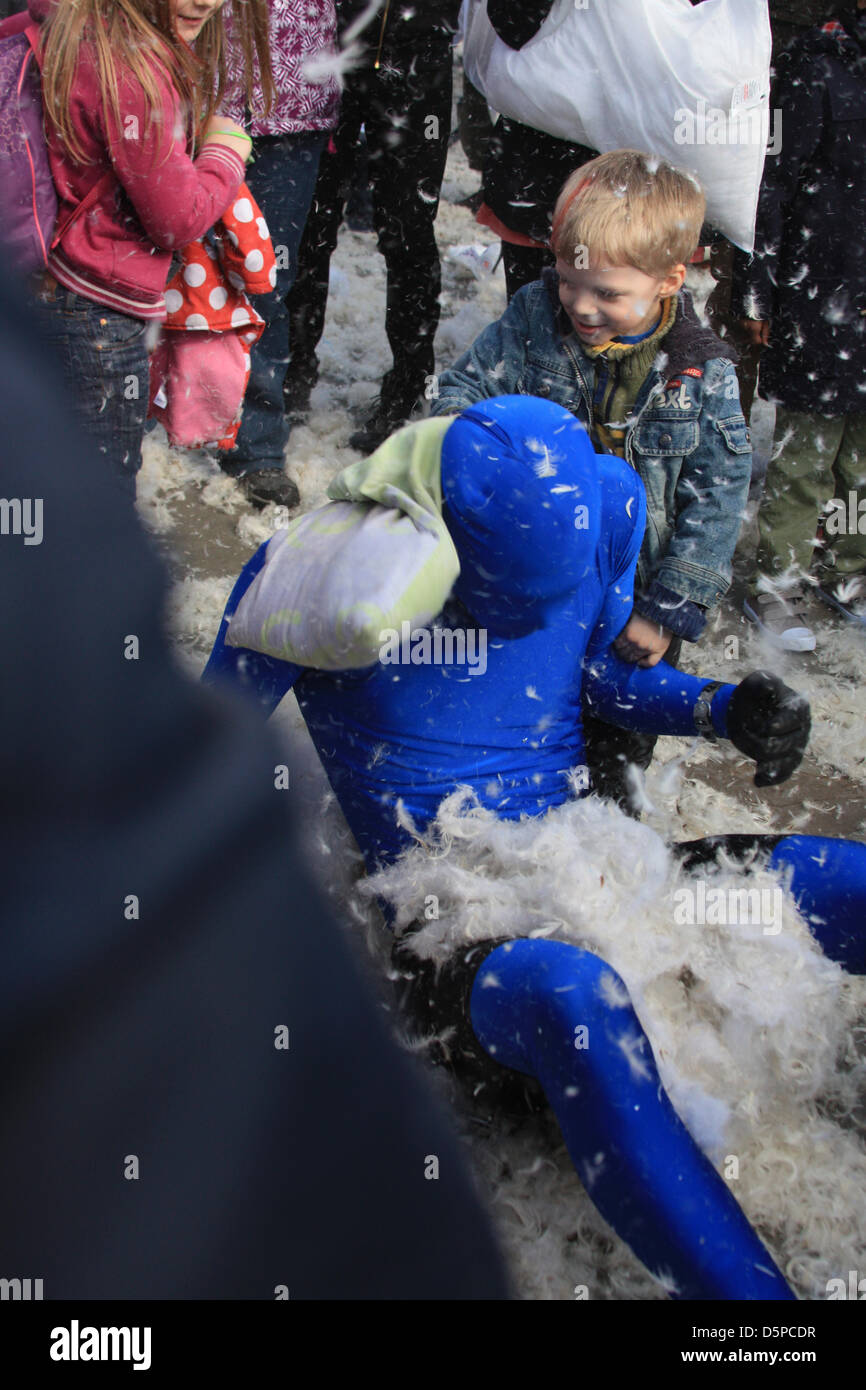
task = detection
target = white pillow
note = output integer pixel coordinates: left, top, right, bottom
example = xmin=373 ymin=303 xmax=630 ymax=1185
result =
xmin=462 ymin=0 xmax=772 ymax=251
xmin=225 ymin=499 xmax=459 ymax=670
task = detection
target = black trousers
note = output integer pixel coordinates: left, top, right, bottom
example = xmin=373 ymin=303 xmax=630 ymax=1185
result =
xmin=502 ymin=242 xmax=554 ymax=302
xmin=285 ymin=41 xmax=453 ymax=401
xmin=390 ymin=932 xmax=547 ymax=1112
xmin=582 ymin=636 xmax=684 ymax=814
xmin=390 ymin=833 xmax=786 ymax=1100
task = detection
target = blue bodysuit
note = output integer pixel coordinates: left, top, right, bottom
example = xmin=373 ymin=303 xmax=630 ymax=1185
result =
xmin=205 ymin=396 xmax=865 ymax=1301
xmin=207 ymin=400 xmax=735 ymax=866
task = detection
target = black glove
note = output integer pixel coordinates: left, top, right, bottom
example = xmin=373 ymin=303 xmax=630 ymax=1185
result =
xmin=726 ymin=670 xmax=811 ymax=788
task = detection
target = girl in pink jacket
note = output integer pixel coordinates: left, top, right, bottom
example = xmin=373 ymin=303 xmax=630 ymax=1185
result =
xmin=30 ymin=0 xmax=272 ymax=499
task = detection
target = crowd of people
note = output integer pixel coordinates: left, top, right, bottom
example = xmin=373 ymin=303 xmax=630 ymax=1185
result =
xmin=1 ymin=0 xmax=865 ymax=1303
xmin=1 ymin=0 xmax=861 ymax=635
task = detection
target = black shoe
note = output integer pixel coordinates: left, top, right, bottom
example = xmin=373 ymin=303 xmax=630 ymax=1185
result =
xmin=239 ymin=468 xmax=300 ymax=510
xmin=348 ymin=403 xmax=411 ymax=454
xmin=348 ymin=384 xmax=425 ymax=455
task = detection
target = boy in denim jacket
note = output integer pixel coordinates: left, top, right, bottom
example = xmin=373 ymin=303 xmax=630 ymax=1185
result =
xmin=431 ymin=150 xmax=752 ymax=808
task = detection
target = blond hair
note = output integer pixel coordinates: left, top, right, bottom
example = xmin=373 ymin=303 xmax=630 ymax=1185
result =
xmin=551 ymin=150 xmax=705 ymax=278
xmin=41 ymin=0 xmax=273 ymax=166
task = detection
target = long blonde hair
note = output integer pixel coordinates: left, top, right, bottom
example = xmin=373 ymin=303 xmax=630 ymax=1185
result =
xmin=41 ymin=0 xmax=274 ymax=165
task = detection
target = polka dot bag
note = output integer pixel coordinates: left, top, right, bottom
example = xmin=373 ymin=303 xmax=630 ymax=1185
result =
xmin=149 ymin=187 xmax=277 ymax=450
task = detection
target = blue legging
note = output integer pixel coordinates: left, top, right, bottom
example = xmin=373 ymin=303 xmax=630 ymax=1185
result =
xmin=467 ymin=834 xmax=866 ymax=1300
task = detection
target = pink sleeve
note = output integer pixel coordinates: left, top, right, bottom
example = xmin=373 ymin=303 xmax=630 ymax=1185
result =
xmin=103 ymin=65 xmax=246 ymax=251
xmin=0 ymin=14 xmax=32 ymax=36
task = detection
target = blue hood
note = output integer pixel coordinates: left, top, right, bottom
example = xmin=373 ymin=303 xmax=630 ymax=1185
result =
xmin=441 ymin=396 xmax=602 ymax=636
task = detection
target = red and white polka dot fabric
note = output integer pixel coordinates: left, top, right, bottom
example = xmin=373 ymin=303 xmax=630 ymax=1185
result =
xmin=149 ymin=185 xmax=277 ymax=450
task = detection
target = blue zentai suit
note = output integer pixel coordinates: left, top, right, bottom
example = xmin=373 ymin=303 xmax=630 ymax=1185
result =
xmin=205 ymin=396 xmax=866 ymax=1300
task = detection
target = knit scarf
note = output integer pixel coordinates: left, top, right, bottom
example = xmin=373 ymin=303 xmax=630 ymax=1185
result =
xmin=583 ymin=296 xmax=678 ymax=457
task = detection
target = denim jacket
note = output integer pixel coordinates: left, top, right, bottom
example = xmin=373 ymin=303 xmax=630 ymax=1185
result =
xmin=432 ymin=273 xmax=752 ymax=639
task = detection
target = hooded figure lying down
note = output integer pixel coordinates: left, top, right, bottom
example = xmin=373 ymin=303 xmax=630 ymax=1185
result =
xmin=204 ymin=396 xmax=866 ymax=1301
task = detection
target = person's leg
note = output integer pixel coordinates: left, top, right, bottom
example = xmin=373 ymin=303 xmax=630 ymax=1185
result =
xmin=457 ymin=70 xmax=494 ymax=173
xmin=398 ymin=933 xmax=793 ymax=1299
xmin=222 ymin=132 xmax=325 ymax=493
xmin=344 ymin=127 xmax=375 ymax=232
xmin=675 ymin=833 xmax=866 ymax=974
xmin=754 ymin=408 xmax=843 ymax=582
xmin=33 ymin=287 xmax=148 ymax=501
xmin=819 ymin=413 xmax=866 ymax=584
xmin=352 ymin=42 xmax=453 ymax=449
xmin=502 ymin=242 xmax=554 ymax=302
xmin=394 ymin=836 xmax=864 ymax=1296
xmin=582 ymin=636 xmax=683 ymax=815
xmin=705 ymin=238 xmax=761 ymax=418
xmin=745 ymin=409 xmax=844 ymax=645
xmin=581 ymin=714 xmax=659 ymax=813
xmin=284 ymin=88 xmax=365 ymax=417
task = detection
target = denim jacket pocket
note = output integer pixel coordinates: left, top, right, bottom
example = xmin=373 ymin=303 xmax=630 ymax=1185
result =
xmin=520 ymin=356 xmax=582 ymax=412
xmin=715 ymin=415 xmax=752 ymax=454
xmin=632 ymin=418 xmax=700 ymax=458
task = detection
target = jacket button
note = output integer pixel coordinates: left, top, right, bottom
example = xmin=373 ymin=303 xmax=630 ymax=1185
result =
xmin=659 ymin=432 xmax=672 ymax=445
xmin=538 ymin=383 xmax=551 ymax=396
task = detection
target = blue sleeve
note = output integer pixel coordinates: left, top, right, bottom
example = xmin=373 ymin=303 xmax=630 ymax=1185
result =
xmin=202 ymin=542 xmax=304 ymax=716
xmin=584 ymin=649 xmax=736 ymax=738
xmin=585 ymin=456 xmax=644 ymax=657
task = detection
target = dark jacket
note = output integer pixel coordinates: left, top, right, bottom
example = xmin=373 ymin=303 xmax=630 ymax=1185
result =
xmin=770 ymin=1 xmax=832 ymax=27
xmin=0 ymin=268 xmax=509 ymax=1300
xmin=732 ymin=16 xmax=866 ymax=414
xmin=482 ymin=0 xmax=595 ymax=243
xmin=338 ymin=0 xmax=462 ymax=52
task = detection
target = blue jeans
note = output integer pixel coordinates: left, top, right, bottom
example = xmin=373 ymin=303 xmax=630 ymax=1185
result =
xmin=33 ymin=285 xmax=149 ymax=502
xmin=222 ymin=132 xmax=326 ymax=476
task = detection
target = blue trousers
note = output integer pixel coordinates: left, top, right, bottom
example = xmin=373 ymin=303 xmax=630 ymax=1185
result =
xmin=466 ymin=836 xmax=866 ymax=1301
xmin=222 ymin=132 xmax=326 ymax=476
xmin=32 ymin=287 xmax=149 ymax=501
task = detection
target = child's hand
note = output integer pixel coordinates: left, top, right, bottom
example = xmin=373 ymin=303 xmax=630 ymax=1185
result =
xmin=203 ymin=115 xmax=253 ymax=161
xmin=614 ymin=616 xmax=674 ymax=668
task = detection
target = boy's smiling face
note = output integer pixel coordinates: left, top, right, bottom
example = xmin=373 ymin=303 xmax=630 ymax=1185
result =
xmin=555 ymin=255 xmax=685 ymax=346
